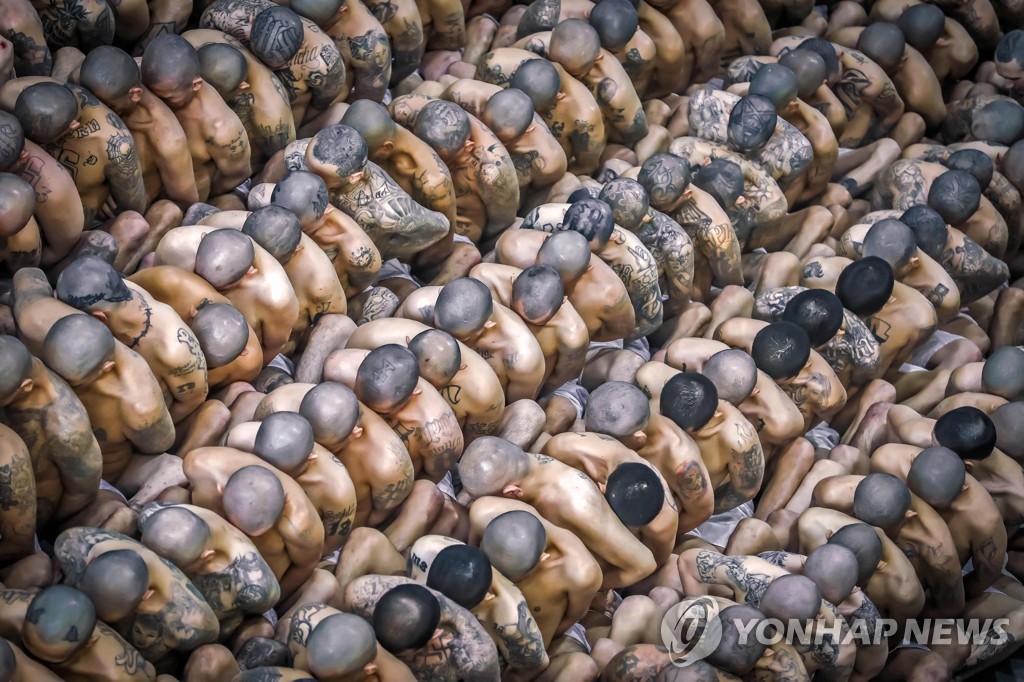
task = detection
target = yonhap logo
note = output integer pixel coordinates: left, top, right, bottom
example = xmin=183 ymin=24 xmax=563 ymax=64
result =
xmin=661 ymin=596 xmax=723 ymax=667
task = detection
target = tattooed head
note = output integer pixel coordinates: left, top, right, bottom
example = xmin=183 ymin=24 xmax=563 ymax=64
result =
xmin=434 ymin=277 xmax=493 ymax=338
xmin=599 ymin=178 xmax=649 ymax=230
xmin=483 ymin=88 xmax=535 ymax=143
xmin=548 ymin=19 xmax=602 ymax=77
xmin=250 ymin=6 xmax=304 ymax=69
xmin=827 ymin=522 xmax=883 ymax=586
xmin=307 ymin=613 xmax=377 ymax=678
xmin=223 ymin=465 xmax=286 ymax=536
xmin=271 ymin=170 xmax=329 ymax=225
xmin=749 ymin=63 xmax=798 ymax=110
xmin=564 ymin=197 xmax=615 ymax=249
xmin=0 ymin=111 xmax=25 ymax=171
xmin=0 ymin=335 xmax=33 ymax=405
xmin=427 ymin=544 xmax=493 ymax=609
xmin=751 ymin=322 xmax=810 ymax=381
xmin=568 ymin=187 xmax=598 ymax=202
xmin=0 ymin=172 xmax=35 ymax=236
xmin=726 ymin=95 xmax=776 ymax=153
xmin=242 ymin=206 xmax=302 ymax=264
xmin=355 ymin=344 xmax=420 ymax=413
xmin=22 ymin=585 xmax=97 ymax=663
xmin=760 ymin=574 xmax=821 ymax=623
xmin=408 ymin=329 xmax=462 ymax=387
xmin=638 ymin=153 xmax=691 ymax=211
xmin=908 ymin=446 xmax=966 ymax=510
xmin=586 ymin=381 xmax=650 ymax=437
xmin=79 ymin=46 xmax=142 ymax=115
xmin=660 ymin=372 xmax=719 ymax=432
xmin=374 ymin=583 xmax=441 ymax=654
xmin=983 ymin=347 xmax=1024 ymax=401
xmin=236 ymin=637 xmax=290 ymax=670
xmin=778 ymin=49 xmax=828 ymax=99
xmin=79 ymin=549 xmax=150 ymax=623
xmin=944 ymin=149 xmax=995 ymax=193
xmin=897 ymin=4 xmax=945 ymax=52
xmin=804 ymin=544 xmax=859 ymax=605
xmin=589 ymin=0 xmax=639 ymax=51
xmin=782 ymin=289 xmax=843 ymax=348
xmin=693 ymin=159 xmax=744 ymax=210
xmin=934 ymin=406 xmax=997 ymax=461
xmin=856 ymin=22 xmax=905 ymax=74
xmin=512 ymin=265 xmax=564 ymax=325
xmin=254 ymin=412 xmax=315 ymax=475
xmin=970 ymin=100 xmax=1024 ymax=147
xmin=41 ymin=315 xmax=115 ymax=387
xmin=191 ymin=302 xmax=250 ymax=369
xmin=899 ymin=205 xmax=948 ymax=261
xmin=481 ymin=510 xmax=546 ymax=581
xmin=605 ymin=462 xmax=663 ymax=527
xmin=509 ymin=59 xmax=561 ymax=112
xmin=796 ymin=38 xmax=841 ymax=84
xmin=299 ymin=381 xmax=360 ymax=448
xmin=55 ymin=255 xmax=132 ymax=313
xmin=927 ymin=169 xmax=981 ymax=227
xmin=13 ymin=83 xmax=79 ymax=144
xmin=140 ymin=506 xmax=212 ymax=568
xmin=862 ymin=218 xmax=917 ymax=276
xmin=195 ymin=229 xmax=256 ymax=289
xmin=290 ymin=0 xmax=343 ymax=27
xmin=703 ymin=349 xmax=757 ymax=404
xmin=537 ymin=230 xmax=591 ymax=284
xmin=142 ymin=34 xmax=201 ymax=109
xmin=853 ymin=472 xmax=912 ymax=530
xmin=992 ymin=401 xmax=1024 ymax=459
xmin=835 ymin=256 xmax=894 ymax=317
xmin=458 ymin=436 xmax=532 ymax=497
xmin=413 ymin=101 xmax=471 ymax=160
xmin=707 ymin=605 xmax=768 ymax=675
xmin=341 ymin=100 xmax=397 ymax=153
xmin=307 ymin=124 xmax=369 ymax=182
xmin=197 ymin=43 xmax=249 ymax=100
xmin=995 ymin=30 xmax=1024 ymax=88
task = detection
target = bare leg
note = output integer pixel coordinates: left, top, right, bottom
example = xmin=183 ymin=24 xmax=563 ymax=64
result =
xmin=834 ymin=379 xmax=896 ymax=439
xmin=832 ymin=138 xmax=901 ymax=197
xmin=726 ymin=518 xmax=781 ymax=555
xmin=827 ymin=444 xmax=868 ymax=475
xmin=277 ymin=568 xmax=342 ymax=622
xmin=581 ymin=349 xmax=647 ymax=390
xmin=785 ymin=459 xmax=849 ymax=515
xmin=174 ymin=399 xmax=232 ymax=459
xmin=183 ymin=645 xmax=241 ymax=682
xmin=703 ymin=285 xmax=753 ymax=339
xmin=496 ymin=399 xmax=546 ymax=450
xmin=754 ymin=437 xmax=814 ymax=520
xmin=889 ymin=112 xmax=926 ymax=149
xmin=462 ymin=15 xmax=498 ymax=66
xmin=989 ymin=287 xmax=1024 ymax=348
xmin=117 ymin=453 xmax=186 ymax=504
xmin=382 ymin=480 xmax=445 ymax=552
xmin=334 ymin=527 xmax=406 ymax=594
xmin=295 ymin=314 xmax=357 ymax=384
xmin=541 ymin=395 xmax=578 ymax=436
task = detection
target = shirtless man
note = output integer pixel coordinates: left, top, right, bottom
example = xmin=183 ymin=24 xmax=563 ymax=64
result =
xmin=0 ymin=0 xmax=51 ymax=76
xmin=141 ymin=35 xmax=252 ymax=205
xmin=458 ymin=436 xmax=657 ymax=588
xmin=314 ymin=0 xmax=392 ymax=103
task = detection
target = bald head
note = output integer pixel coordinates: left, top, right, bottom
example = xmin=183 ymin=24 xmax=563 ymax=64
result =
xmin=704 ymin=349 xmax=757 ymax=404
xmin=606 ymin=462 xmax=664 ymax=527
xmin=512 ymin=265 xmax=564 ymax=325
xmin=307 ymin=124 xmax=369 ymax=179
xmin=934 ymin=406 xmax=997 ymax=461
xmin=0 ymin=111 xmax=25 ymax=171
xmin=458 ymin=436 xmax=531 ymax=497
xmin=928 ymin=169 xmax=981 ymax=227
xmin=79 ymin=45 xmax=141 ymax=110
xmin=484 ymin=88 xmax=535 ymax=143
xmin=749 ymin=63 xmax=798 ymax=111
xmin=827 ymin=522 xmax=883 ymax=585
xmin=537 ymin=230 xmax=591 ymax=284
xmin=638 ymin=153 xmax=690 ymax=210
xmin=307 ymin=614 xmax=377 ymax=679
xmin=992 ymin=402 xmax=1024 ymax=459
xmin=428 ymin=544 xmax=492 ymax=609
xmin=271 ymin=170 xmax=329 ymax=225
xmin=900 ymin=205 xmax=948 ymax=261
xmin=707 ymin=605 xmax=767 ymax=675
xmin=408 ymin=329 xmax=461 ymax=387
xmin=548 ymin=19 xmax=602 ymax=77
xmin=355 ymin=344 xmax=419 ymax=412
xmin=0 ymin=173 xmax=35 ymax=236
xmin=41 ymin=315 xmax=115 ymax=386
xmin=373 ymin=584 xmax=441 ymax=654
xmin=599 ymin=177 xmax=650 ymax=231
xmin=299 ymin=381 xmax=360 ymax=448
xmin=223 ymin=465 xmax=285 ymax=536
xmin=55 ymin=255 xmax=131 ymax=312
xmin=760 ymin=574 xmax=821 ymax=622
xmin=481 ymin=510 xmax=546 ymax=581
xmin=854 ymin=473 xmax=911 ymax=530
xmin=509 ymin=59 xmax=560 ymax=112
xmin=1004 ymin=139 xmax=1024 ymax=188
xmin=661 ymin=372 xmax=719 ymax=432
xmin=996 ymin=30 xmax=1024 ymax=81
xmin=972 ymin=100 xmax=1024 ymax=148
xmin=797 ymin=38 xmax=841 ymax=82
xmin=198 ymin=44 xmax=248 ymax=100
xmin=836 ymin=256 xmax=894 ymax=317
xmin=242 ymin=206 xmax=302 ymax=264
xmin=803 ymin=544 xmax=858 ymax=605
xmin=779 ymin=49 xmax=828 ymax=99
xmin=516 ymin=0 xmax=561 ymax=37
xmin=341 ymin=99 xmax=397 ymax=151
xmin=80 ymin=550 xmax=149 ymax=623
xmin=14 ymin=83 xmax=78 ymax=144
xmin=565 ymin=197 xmax=615 ymax=249
xmin=863 ymin=218 xmax=917 ymax=273
xmin=727 ymin=95 xmax=777 ymax=153
xmin=0 ymin=336 xmax=32 ymax=404
xmin=22 ymin=585 xmax=96 ymax=664
xmin=586 ymin=381 xmax=650 ymax=437
xmin=141 ymin=34 xmax=200 ymax=102
xmin=589 ymin=0 xmax=639 ymax=51
xmin=254 ymin=412 xmax=314 ymax=475
xmin=944 ymin=149 xmax=994 ymax=191
xmin=982 ymin=346 xmax=1024 ymax=400
xmin=693 ymin=158 xmax=744 ymax=210
xmin=195 ymin=229 xmax=255 ymax=289
xmin=250 ymin=6 xmax=304 ymax=69
xmin=434 ymin=277 xmax=493 ymax=337
xmin=782 ymin=288 xmax=843 ymax=347
xmin=751 ymin=321 xmax=810 ymax=380
xmin=898 ymin=4 xmax=945 ymax=51
xmin=190 ymin=302 xmax=248 ymax=369
xmin=414 ymin=101 xmax=471 ymax=159
xmin=907 ymin=446 xmax=965 ymax=509
xmin=290 ymin=0 xmax=343 ymax=26
xmin=140 ymin=506 xmax=211 ymax=568
xmin=856 ymin=22 xmax=905 ymax=73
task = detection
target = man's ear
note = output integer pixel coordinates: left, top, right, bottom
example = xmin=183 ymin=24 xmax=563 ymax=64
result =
xmin=18 ymin=378 xmax=32 ymax=394
xmin=502 ymin=483 xmax=524 ymax=499
xmin=192 ymin=77 xmax=204 ymax=91
xmin=246 ymin=266 xmax=258 ymax=277
xmin=216 ymin=482 xmax=224 ymax=494
xmin=382 ymin=140 xmax=394 ymax=152
xmin=352 ymin=425 xmax=364 ymax=439
xmin=908 ymin=256 xmax=921 ymax=269
xmin=632 ymin=430 xmax=647 ymax=445
xmin=239 ymin=81 xmax=251 ymax=91
xmin=905 ymin=509 xmax=918 ymax=520
xmin=89 ymin=311 xmax=107 ymax=323
xmin=101 ymin=360 xmax=116 ymax=374
xmin=484 ymin=320 xmax=497 ymax=329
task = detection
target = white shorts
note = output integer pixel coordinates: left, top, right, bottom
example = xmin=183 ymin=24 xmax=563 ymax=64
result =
xmin=690 ymin=501 xmax=754 ymax=549
xmin=378 ymin=259 xmax=421 ymax=285
xmin=564 ymin=623 xmax=591 ymax=652
xmin=268 ymin=354 xmax=295 ymax=376
xmin=551 ymin=379 xmax=589 ymax=420
xmin=908 ymin=330 xmax=963 ymax=368
xmin=437 ymin=471 xmax=457 ymax=500
xmin=99 ymin=479 xmax=128 ymax=504
xmin=585 ymin=337 xmax=652 ymax=363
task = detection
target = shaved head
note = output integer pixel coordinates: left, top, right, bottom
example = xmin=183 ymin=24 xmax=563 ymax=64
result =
xmin=355 ymin=344 xmax=419 ymax=413
xmin=299 ymin=381 xmax=360 ymax=449
xmin=427 ymin=544 xmax=492 ymax=609
xmin=782 ymin=288 xmax=843 ymax=347
xmin=250 ymin=6 xmax=304 ymax=69
xmin=142 ymin=34 xmax=201 ymax=107
xmin=944 ymin=149 xmax=994 ymax=192
xmin=271 ymin=170 xmax=329 ymax=225
xmin=434 ymin=278 xmax=493 ymax=337
xmin=907 ymin=446 xmax=965 ymax=509
xmin=0 ymin=335 xmax=32 ymax=404
xmin=704 ymin=349 xmax=757 ymax=404
xmin=408 ymin=329 xmax=461 ymax=387
xmin=856 ymin=22 xmax=905 ymax=73
xmin=254 ymin=412 xmax=315 ymax=475
xmin=638 ymin=153 xmax=691 ymax=210
xmin=509 ymin=59 xmax=561 ymax=112
xmin=191 ymin=302 xmax=249 ymax=369
xmin=198 ymin=44 xmax=248 ymax=99
xmin=307 ymin=124 xmax=369 ymax=179
xmin=928 ymin=169 xmax=981 ymax=227
xmin=79 ymin=46 xmax=141 ymax=110
xmin=140 ymin=506 xmax=211 ymax=568
xmin=373 ymin=584 xmax=440 ymax=654
xmin=80 ymin=550 xmax=149 ymax=622
xmin=195 ymin=229 xmax=255 ymax=289
xmin=900 ymin=205 xmax=948 ymax=261
xmin=0 ymin=111 xmax=25 ymax=171
xmin=548 ymin=19 xmax=602 ymax=77
xmin=55 ymin=255 xmax=132 ymax=312
xmin=803 ymin=544 xmax=858 ymax=604
xmin=0 ymin=173 xmax=35 ymax=236
xmin=599 ymin=177 xmax=650 ymax=231
xmin=242 ymin=206 xmax=302 ymax=264
xmin=827 ymin=522 xmax=883 ymax=585
xmin=606 ymin=462 xmax=664 ymax=527
xmin=863 ymin=218 xmax=917 ymax=273
xmin=537 ymin=230 xmax=591 ymax=284
xmin=982 ymin=346 xmax=1024 ymax=400
xmin=14 ymin=83 xmax=78 ymax=144
xmin=992 ymin=402 xmax=1024 ymax=459
xmin=223 ymin=466 xmax=285 ymax=536
xmin=414 ymin=101 xmax=471 ymax=159
xmin=779 ymin=49 xmax=828 ymax=99
xmin=484 ymin=88 xmax=535 ymax=142
xmin=760 ymin=574 xmax=821 ymax=623
xmin=589 ymin=0 xmax=639 ymax=51
xmin=749 ymin=63 xmax=798 ymax=110
xmin=341 ymin=99 xmax=397 ymax=150
xmin=307 ymin=613 xmax=377 ymax=679
xmin=693 ymin=159 xmax=744 ymax=210
xmin=707 ymin=605 xmax=767 ymax=675
xmin=854 ymin=473 xmax=911 ymax=530
xmin=971 ymin=100 xmax=1024 ymax=146
xmin=458 ymin=436 xmax=531 ymax=497
xmin=22 ymin=585 xmax=96 ymax=664
xmin=836 ymin=256 xmax=894 ymax=317
xmin=517 ymin=0 xmax=561 ymax=36
xmin=727 ymin=95 xmax=777 ymax=153
xmin=512 ymin=265 xmax=564 ymax=325
xmin=751 ymin=321 xmax=810 ymax=380
xmin=481 ymin=510 xmax=546 ymax=581
xmin=564 ymin=197 xmax=615 ymax=248
xmin=898 ymin=4 xmax=945 ymax=51
xmin=290 ymin=0 xmax=343 ymax=26
xmin=797 ymin=38 xmax=840 ymax=82
xmin=41 ymin=315 xmax=115 ymax=386
xmin=661 ymin=372 xmax=719 ymax=432
xmin=934 ymin=406 xmax=997 ymax=460
xmin=586 ymin=381 xmax=650 ymax=437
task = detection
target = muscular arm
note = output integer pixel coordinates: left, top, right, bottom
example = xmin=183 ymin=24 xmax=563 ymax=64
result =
xmin=166 ymin=328 xmax=211 ymax=422
xmin=277 ymin=507 xmax=326 ymax=598
xmin=0 ymin=430 xmax=36 ymax=562
xmin=639 ymin=212 xmax=695 ymax=312
xmin=206 ymin=119 xmax=253 ymax=196
xmin=152 ymin=121 xmax=200 ymax=207
xmin=126 ymin=402 xmax=176 ymax=455
xmin=963 ymin=522 xmax=1008 ymax=598
xmin=711 ymin=426 xmax=765 ymax=513
xmin=103 ymin=113 xmax=148 ymax=214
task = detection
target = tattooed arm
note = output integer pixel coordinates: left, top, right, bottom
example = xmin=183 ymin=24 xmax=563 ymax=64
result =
xmin=206 ymin=117 xmax=253 ymax=196
xmin=367 ymin=441 xmax=415 ymax=524
xmin=0 ymin=427 xmax=36 ymax=561
xmin=493 ymin=599 xmax=548 ymax=675
xmin=711 ymin=424 xmax=765 ymax=513
xmin=102 ymin=112 xmax=147 ymax=214
xmin=692 ymin=200 xmax=744 ymax=287
xmin=419 ymin=408 xmax=464 ymax=483
xmin=639 ymin=211 xmax=695 ymax=313
xmin=166 ymin=325 xmax=211 ymax=423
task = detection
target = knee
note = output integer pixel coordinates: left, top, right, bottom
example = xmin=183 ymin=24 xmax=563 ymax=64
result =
xmin=115 ymin=211 xmax=150 ymax=245
xmin=909 ymin=652 xmax=952 ymax=682
xmin=764 ymin=251 xmax=801 ymax=272
xmin=607 ymin=350 xmax=647 ymax=384
xmin=876 ymin=137 xmax=902 ymax=161
xmin=806 ymin=205 xmax=834 ymax=231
